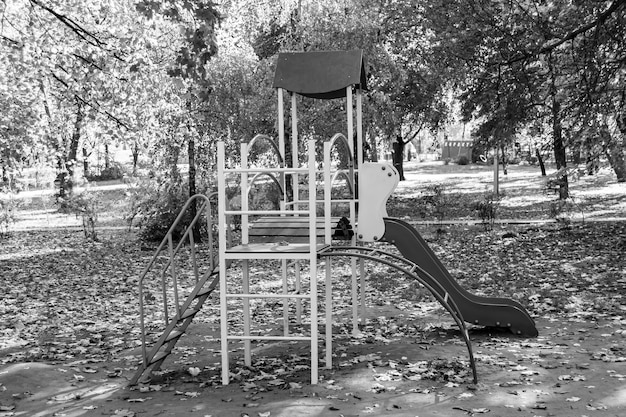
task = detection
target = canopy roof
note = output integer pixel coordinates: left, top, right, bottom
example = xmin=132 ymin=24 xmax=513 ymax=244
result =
xmin=272 ymin=50 xmax=367 ymax=99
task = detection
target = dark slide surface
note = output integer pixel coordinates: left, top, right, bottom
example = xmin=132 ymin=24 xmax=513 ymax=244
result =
xmin=382 ymin=218 xmax=538 ymax=337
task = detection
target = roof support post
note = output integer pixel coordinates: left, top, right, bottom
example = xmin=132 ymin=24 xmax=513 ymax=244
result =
xmin=277 ymin=88 xmax=285 ymax=160
xmin=346 ymin=86 xmax=354 ymax=157
xmin=356 ymin=87 xmax=363 ymax=168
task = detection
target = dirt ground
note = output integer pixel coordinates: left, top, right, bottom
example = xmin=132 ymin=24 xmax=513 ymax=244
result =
xmin=2 ymin=162 xmax=625 ymax=417
xmin=2 ymin=308 xmax=626 ymax=417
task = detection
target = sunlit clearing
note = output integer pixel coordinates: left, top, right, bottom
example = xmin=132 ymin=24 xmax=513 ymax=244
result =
xmin=485 ymin=387 xmax=554 ymax=408
xmin=270 ymin=399 xmax=331 ymax=417
xmin=0 ymin=247 xmax=74 ymax=261
xmin=600 ymin=384 xmax=626 ymax=407
xmin=500 ymin=194 xmax=550 ymax=208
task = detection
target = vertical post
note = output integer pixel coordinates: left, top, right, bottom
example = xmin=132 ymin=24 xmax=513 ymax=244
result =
xmin=242 ymin=260 xmax=251 ymax=366
xmin=346 ymin=87 xmax=354 ymax=156
xmin=278 ymin=88 xmax=285 ymax=160
xmin=493 ymin=147 xmax=499 ymax=195
xmin=325 ymin=259 xmax=332 ymax=368
xmin=291 ymin=93 xmax=299 ymax=211
xmin=241 ymin=143 xmax=249 ymax=244
xmin=351 ymin=256 xmax=358 ymax=334
xmin=307 ymin=140 xmax=318 ymax=384
xmin=295 ymin=261 xmax=302 ymax=324
xmin=356 ymin=88 xmax=363 ymax=168
xmin=217 ymin=141 xmax=230 ymax=385
xmin=240 ymin=142 xmax=251 ymax=365
xmin=359 ymin=257 xmax=365 ymax=325
xmin=277 ymin=88 xmax=286 ymax=202
xmin=282 ymin=259 xmax=289 ymax=336
xmin=323 ymin=141 xmax=332 ymax=243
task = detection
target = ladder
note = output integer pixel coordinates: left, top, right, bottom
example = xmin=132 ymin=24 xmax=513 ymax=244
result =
xmin=130 ymin=193 xmax=222 ymax=385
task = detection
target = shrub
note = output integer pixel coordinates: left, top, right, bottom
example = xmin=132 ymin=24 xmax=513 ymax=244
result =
xmin=126 ymin=178 xmax=189 ymax=241
xmin=549 ymin=197 xmax=584 ymax=223
xmin=472 ymin=192 xmax=500 ymax=230
xmin=419 ymin=184 xmax=449 ymax=226
xmin=126 ymin=177 xmax=212 ymax=242
xmin=86 ymin=162 xmax=126 ymax=182
xmin=59 ymin=190 xmax=100 ymax=240
xmin=0 ymin=188 xmax=19 ymax=238
xmin=456 ymin=155 xmax=470 ymax=165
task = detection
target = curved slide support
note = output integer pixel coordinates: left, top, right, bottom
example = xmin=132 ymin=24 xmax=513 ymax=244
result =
xmin=382 ymin=218 xmax=538 ymax=337
xmin=319 ymin=245 xmax=478 ymax=384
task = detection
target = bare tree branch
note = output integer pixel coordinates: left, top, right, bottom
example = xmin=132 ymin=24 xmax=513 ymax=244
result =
xmin=28 ymin=0 xmax=107 ymax=48
xmin=503 ymin=0 xmax=626 ymax=66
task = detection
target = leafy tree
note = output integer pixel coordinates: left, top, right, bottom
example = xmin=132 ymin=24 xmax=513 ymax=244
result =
xmin=414 ymin=0 xmax=626 ymax=196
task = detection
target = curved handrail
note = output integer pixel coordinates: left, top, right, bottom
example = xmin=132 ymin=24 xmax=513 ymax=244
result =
xmin=137 ymin=193 xmax=217 ymax=367
xmin=318 ymin=245 xmax=478 ymax=384
xmin=247 ymin=134 xmax=284 ymax=167
xmin=248 ymin=172 xmax=285 ymax=200
xmin=328 ymin=133 xmax=354 ymax=168
xmin=330 ymin=170 xmax=354 ymax=197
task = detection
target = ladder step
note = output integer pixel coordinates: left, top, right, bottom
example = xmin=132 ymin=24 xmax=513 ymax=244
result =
xmin=150 ymin=350 xmax=170 ymax=365
xmin=196 ymin=286 xmax=214 ymax=298
xmin=180 ymin=308 xmax=201 ymax=320
xmin=165 ymin=329 xmax=184 ymax=342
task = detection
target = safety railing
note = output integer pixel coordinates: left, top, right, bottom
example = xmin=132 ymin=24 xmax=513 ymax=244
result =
xmin=136 ymin=193 xmax=218 ymax=369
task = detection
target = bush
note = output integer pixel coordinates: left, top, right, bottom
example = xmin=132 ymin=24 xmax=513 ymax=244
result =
xmin=418 ymin=184 xmax=449 ymax=227
xmin=472 ymin=192 xmax=500 ymax=230
xmin=126 ymin=178 xmax=204 ymax=242
xmin=456 ymin=155 xmax=470 ymax=165
xmin=86 ymin=162 xmax=126 ymax=182
xmin=0 ymin=188 xmax=20 ymax=238
xmin=59 ymin=190 xmax=100 ymax=240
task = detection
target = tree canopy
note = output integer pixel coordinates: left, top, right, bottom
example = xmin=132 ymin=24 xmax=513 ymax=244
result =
xmin=1 ymin=0 xmax=625 ymax=199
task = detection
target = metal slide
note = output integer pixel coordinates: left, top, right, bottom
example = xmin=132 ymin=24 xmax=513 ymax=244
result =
xmin=382 ymin=218 xmax=538 ymax=337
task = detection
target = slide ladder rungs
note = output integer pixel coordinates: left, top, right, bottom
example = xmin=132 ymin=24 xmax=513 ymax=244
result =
xmin=165 ymin=329 xmax=185 ymax=342
xmin=228 ymin=335 xmax=312 ymax=341
xmin=150 ymin=350 xmax=170 ymax=365
xmin=225 ymin=293 xmax=311 ymax=300
xmin=180 ymin=308 xmax=201 ymax=320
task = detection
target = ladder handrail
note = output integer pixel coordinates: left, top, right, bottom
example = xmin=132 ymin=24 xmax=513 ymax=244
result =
xmin=137 ymin=192 xmax=218 ymax=368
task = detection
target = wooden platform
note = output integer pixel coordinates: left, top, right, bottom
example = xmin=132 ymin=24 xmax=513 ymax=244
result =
xmin=247 ymin=216 xmax=353 ymax=244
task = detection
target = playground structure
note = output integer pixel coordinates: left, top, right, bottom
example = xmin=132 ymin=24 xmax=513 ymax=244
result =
xmin=130 ymin=50 xmax=538 ymax=387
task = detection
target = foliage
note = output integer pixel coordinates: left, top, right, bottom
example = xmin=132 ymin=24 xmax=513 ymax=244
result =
xmin=0 ymin=188 xmax=19 ymax=238
xmin=58 ymin=190 xmax=100 ymax=241
xmin=85 ymin=162 xmax=126 ymax=182
xmin=456 ymin=155 xmax=470 ymax=166
xmin=549 ymin=197 xmax=585 ymax=224
xmin=419 ymin=184 xmax=449 ymax=228
xmin=472 ymin=192 xmax=500 ymax=231
xmin=126 ymin=177 xmax=194 ymax=242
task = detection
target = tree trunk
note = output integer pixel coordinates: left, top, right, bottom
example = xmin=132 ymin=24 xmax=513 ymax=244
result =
xmin=612 ymin=113 xmax=626 ymax=183
xmin=82 ymin=147 xmax=90 ymax=177
xmin=500 ymin=144 xmax=508 ymax=175
xmin=536 ymin=148 xmax=547 ymax=176
xmin=602 ymin=123 xmax=626 ymax=182
xmin=188 ymin=131 xmax=201 ymax=241
xmin=571 ymin=141 xmax=582 ymax=165
xmin=59 ymin=100 xmax=83 ymax=199
xmin=368 ymin=127 xmax=378 ymax=162
xmin=552 ymin=97 xmax=569 ymax=199
xmin=104 ymin=143 xmax=110 ymax=169
xmin=392 ymin=136 xmax=405 ymax=181
xmin=132 ymin=141 xmax=140 ymax=175
xmin=186 ymin=101 xmax=201 ymax=241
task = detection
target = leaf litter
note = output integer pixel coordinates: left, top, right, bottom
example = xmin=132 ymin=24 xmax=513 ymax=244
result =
xmin=1 ymin=222 xmax=626 ymax=415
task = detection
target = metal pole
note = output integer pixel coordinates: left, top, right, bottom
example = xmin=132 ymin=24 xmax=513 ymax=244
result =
xmin=493 ymin=147 xmax=499 ymax=195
